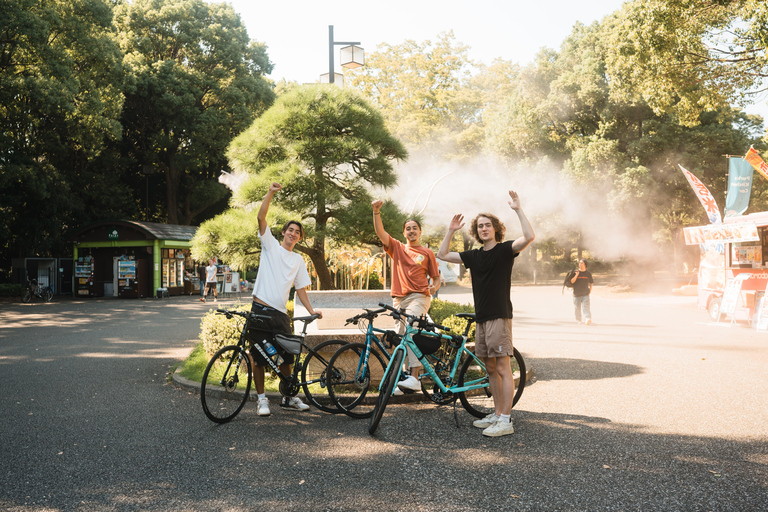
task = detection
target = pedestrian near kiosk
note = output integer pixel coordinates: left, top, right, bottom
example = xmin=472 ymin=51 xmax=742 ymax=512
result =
xmin=570 ymin=259 xmax=593 ymax=325
xmin=437 ymin=190 xmax=535 ymax=437
xmin=250 ymin=182 xmax=323 ymax=416
xmin=201 ymin=259 xmax=218 ymax=302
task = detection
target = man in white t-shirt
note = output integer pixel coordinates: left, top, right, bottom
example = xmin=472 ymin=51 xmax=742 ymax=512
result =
xmin=200 ymin=259 xmax=218 ymax=302
xmin=250 ymin=182 xmax=323 ymax=416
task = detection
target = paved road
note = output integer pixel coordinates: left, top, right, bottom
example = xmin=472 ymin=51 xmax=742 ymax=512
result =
xmin=1 ymin=286 xmax=767 ymax=511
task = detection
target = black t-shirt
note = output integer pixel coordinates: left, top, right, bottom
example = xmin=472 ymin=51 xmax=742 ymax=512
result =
xmin=572 ymin=270 xmax=593 ymax=297
xmin=460 ymin=241 xmax=518 ymax=322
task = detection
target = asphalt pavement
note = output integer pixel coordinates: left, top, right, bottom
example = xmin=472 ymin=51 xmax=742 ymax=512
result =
xmin=1 ymin=284 xmax=767 ymax=511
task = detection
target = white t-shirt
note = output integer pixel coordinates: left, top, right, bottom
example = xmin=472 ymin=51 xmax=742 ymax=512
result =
xmin=252 ymin=228 xmax=311 ymax=313
xmin=205 ymin=265 xmax=217 ymax=283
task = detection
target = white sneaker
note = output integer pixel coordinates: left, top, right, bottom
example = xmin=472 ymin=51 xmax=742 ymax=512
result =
xmin=482 ymin=419 xmax=515 ymax=437
xmin=393 ymin=386 xmax=404 ymax=396
xmin=280 ymin=396 xmax=310 ymax=411
xmin=257 ymin=397 xmax=270 ymax=416
xmin=473 ymin=413 xmax=499 ymax=429
xmin=397 ymin=375 xmax=420 ymax=392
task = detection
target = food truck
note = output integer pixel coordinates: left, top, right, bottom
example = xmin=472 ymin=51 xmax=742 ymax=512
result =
xmin=684 ymin=211 xmax=768 ymax=323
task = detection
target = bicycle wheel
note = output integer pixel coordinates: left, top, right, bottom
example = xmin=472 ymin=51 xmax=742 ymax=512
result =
xmin=43 ymin=287 xmax=53 ymax=302
xmin=22 ymin=288 xmax=31 ymax=303
xmin=457 ymin=348 xmax=526 ymax=418
xmin=200 ymin=345 xmax=251 ymax=423
xmin=327 ymin=342 xmax=388 ymax=419
xmin=368 ymin=349 xmax=404 ymax=435
xmin=301 ymin=339 xmax=348 ymax=413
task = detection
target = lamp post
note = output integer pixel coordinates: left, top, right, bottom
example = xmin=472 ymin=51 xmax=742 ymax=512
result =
xmin=320 ymin=25 xmax=364 ymax=86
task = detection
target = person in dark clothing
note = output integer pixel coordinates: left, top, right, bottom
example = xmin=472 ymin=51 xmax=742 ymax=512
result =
xmin=437 ymin=190 xmax=535 ymax=437
xmin=570 ymin=259 xmax=593 ymax=325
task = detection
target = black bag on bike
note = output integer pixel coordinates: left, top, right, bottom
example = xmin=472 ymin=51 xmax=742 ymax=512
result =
xmin=412 ymin=331 xmax=442 ymax=355
xmin=274 ymin=333 xmax=303 ymax=355
xmin=383 ymin=330 xmax=400 ymax=348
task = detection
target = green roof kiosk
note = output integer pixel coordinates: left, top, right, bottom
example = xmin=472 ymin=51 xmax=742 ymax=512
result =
xmin=69 ymin=220 xmax=198 ymax=298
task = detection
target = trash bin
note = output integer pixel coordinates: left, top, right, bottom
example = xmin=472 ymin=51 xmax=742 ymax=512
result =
xmin=156 ymin=287 xmax=169 ymax=298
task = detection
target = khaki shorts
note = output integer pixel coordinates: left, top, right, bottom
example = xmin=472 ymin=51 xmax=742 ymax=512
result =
xmin=393 ymin=293 xmax=431 ymax=368
xmin=475 ymin=318 xmax=513 ymax=358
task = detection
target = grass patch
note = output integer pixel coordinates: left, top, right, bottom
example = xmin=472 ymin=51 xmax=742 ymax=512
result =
xmin=178 ymin=341 xmax=284 ymax=393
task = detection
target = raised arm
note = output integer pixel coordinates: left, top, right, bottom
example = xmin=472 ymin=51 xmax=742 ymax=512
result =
xmin=437 ymin=214 xmax=464 ymax=264
xmin=371 ymin=199 xmax=391 ymax=248
xmin=257 ymin=182 xmax=281 ymax=236
xmin=508 ymin=190 xmax=535 ymax=253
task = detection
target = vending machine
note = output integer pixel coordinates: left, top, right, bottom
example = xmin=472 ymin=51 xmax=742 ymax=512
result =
xmin=75 ymin=256 xmax=94 ymax=297
xmin=118 ymin=256 xmax=138 ymax=298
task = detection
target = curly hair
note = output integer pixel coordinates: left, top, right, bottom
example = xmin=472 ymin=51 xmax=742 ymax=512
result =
xmin=470 ymin=213 xmax=506 ymax=243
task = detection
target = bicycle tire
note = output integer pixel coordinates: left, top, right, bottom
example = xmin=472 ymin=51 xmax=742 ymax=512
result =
xmin=457 ymin=347 xmax=526 ymax=418
xmin=22 ymin=289 xmax=31 ymax=303
xmin=301 ymin=339 xmax=348 ymax=413
xmin=43 ymin=287 xmax=53 ymax=302
xmin=368 ymin=349 xmax=404 ymax=435
xmin=327 ymin=342 xmax=388 ymax=419
xmin=201 ymin=345 xmax=251 ymax=423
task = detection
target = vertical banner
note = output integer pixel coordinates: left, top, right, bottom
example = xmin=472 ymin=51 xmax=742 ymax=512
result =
xmin=724 ymin=157 xmax=753 ymax=218
xmin=745 ymin=146 xmax=768 ymax=181
xmin=679 ymin=165 xmax=722 ymax=224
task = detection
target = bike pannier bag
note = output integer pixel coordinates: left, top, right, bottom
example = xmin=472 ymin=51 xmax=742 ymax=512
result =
xmin=412 ymin=331 xmax=442 ymax=355
xmin=274 ymin=333 xmax=303 ymax=355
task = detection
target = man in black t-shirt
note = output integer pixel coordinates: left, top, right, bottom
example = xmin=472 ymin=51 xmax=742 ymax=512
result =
xmin=437 ymin=190 xmax=535 ymax=437
xmin=570 ymin=259 xmax=593 ymax=325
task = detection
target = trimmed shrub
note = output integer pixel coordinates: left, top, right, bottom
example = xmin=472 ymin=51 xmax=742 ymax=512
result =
xmin=0 ymin=284 xmax=23 ymax=298
xmin=198 ymin=300 xmax=295 ymax=358
xmin=429 ymin=298 xmax=476 ymax=342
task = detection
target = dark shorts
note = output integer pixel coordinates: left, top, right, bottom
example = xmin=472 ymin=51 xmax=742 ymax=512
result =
xmin=248 ymin=302 xmax=294 ymax=366
xmin=204 ymin=282 xmax=217 ymax=292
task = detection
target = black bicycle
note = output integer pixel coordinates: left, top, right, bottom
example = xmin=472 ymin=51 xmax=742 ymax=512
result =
xmin=200 ymin=308 xmax=347 ymax=423
xmin=22 ymin=279 xmax=53 ymax=303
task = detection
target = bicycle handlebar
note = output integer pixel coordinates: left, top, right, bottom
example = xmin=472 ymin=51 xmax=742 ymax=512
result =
xmin=345 ymin=307 xmax=389 ymax=325
xmin=216 ymin=309 xmax=320 ymax=326
xmin=377 ymin=303 xmax=450 ymax=332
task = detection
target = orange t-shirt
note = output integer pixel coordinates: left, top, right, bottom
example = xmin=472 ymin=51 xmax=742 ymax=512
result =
xmin=385 ymin=238 xmax=440 ymax=298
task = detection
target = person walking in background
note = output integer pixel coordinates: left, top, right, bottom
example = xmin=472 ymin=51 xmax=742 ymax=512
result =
xmin=570 ymin=259 xmax=593 ymax=325
xmin=437 ymin=190 xmax=535 ymax=437
xmin=250 ymin=182 xmax=323 ymax=416
xmin=201 ymin=258 xmax=218 ymax=302
xmin=371 ymin=199 xmax=441 ymax=394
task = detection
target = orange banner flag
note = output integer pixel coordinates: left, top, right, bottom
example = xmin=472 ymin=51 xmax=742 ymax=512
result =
xmin=744 ymin=146 xmax=768 ymax=181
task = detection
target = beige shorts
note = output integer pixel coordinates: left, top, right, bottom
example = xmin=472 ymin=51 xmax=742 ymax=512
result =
xmin=475 ymin=318 xmax=513 ymax=358
xmin=393 ymin=293 xmax=432 ymax=368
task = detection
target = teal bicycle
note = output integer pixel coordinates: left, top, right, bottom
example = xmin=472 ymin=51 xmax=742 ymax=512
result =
xmin=326 ymin=307 xmax=402 ymax=419
xmin=368 ymin=303 xmax=526 ymax=435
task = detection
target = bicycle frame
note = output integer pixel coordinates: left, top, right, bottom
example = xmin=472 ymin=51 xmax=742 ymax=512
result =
xmin=377 ymin=314 xmax=487 ymax=397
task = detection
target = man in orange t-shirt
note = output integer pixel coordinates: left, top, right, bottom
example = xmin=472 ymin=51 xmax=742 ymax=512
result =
xmin=372 ymin=200 xmax=440 ymax=392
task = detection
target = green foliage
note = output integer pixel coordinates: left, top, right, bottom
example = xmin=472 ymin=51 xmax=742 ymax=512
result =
xmin=114 ymin=0 xmax=275 ymax=225
xmin=197 ymin=301 xmax=294 ymax=358
xmin=214 ymin=85 xmax=408 ymax=288
xmin=0 ymin=284 xmax=24 ymax=298
xmin=198 ymin=304 xmax=250 ymax=358
xmin=429 ymin=298 xmax=476 ymax=342
xmin=367 ymin=272 xmax=384 ymax=290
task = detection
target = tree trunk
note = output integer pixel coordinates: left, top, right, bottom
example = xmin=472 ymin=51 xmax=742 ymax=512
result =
xmin=299 ymin=238 xmax=336 ymax=290
xmin=164 ymin=152 xmax=180 ymax=225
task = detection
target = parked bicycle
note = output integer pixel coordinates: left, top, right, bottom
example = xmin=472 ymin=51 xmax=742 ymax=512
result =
xmin=368 ymin=303 xmax=526 ymax=435
xmin=22 ymin=279 xmax=53 ymax=303
xmin=326 ymin=307 xmax=402 ymax=419
xmin=200 ymin=308 xmax=347 ymax=424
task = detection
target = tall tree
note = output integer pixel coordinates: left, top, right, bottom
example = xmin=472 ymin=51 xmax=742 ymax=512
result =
xmin=197 ymin=85 xmax=408 ymax=290
xmin=602 ymin=0 xmax=768 ymax=126
xmin=0 ymin=0 xmax=127 ymax=274
xmin=348 ymin=32 xmax=481 ymax=157
xmin=114 ymin=0 xmax=275 ymax=225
